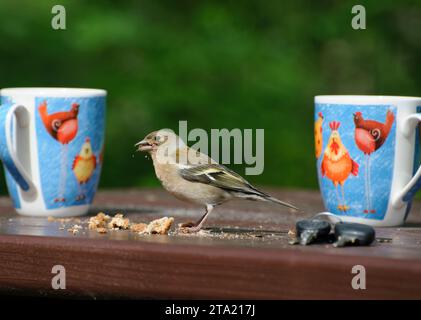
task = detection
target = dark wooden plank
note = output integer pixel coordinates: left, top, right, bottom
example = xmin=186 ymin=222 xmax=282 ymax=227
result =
xmin=0 ymin=188 xmax=421 ymax=298
xmin=1 ymin=234 xmax=421 ymax=299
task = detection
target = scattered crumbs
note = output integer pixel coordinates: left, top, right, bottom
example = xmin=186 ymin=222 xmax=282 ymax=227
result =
xmin=67 ymin=224 xmax=82 ymax=235
xmin=288 ymin=230 xmax=296 ymax=236
xmin=108 ymin=213 xmax=130 ymax=230
xmin=48 ymin=216 xmax=81 ymax=224
xmin=140 ymin=217 xmax=174 ymax=235
xmin=97 ymin=227 xmax=108 ymax=234
xmin=377 ymin=237 xmax=393 ymax=244
xmin=47 ymin=211 xmax=183 ymax=238
xmin=130 ymin=223 xmax=147 ymax=233
xmin=174 ymin=229 xmax=212 ymax=238
xmin=88 ymin=212 xmax=111 ymax=230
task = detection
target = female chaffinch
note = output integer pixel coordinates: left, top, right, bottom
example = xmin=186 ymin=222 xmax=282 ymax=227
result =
xmin=136 ymin=129 xmax=298 ymax=233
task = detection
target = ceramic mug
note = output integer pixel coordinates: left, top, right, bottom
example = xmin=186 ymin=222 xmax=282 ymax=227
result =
xmin=315 ymin=95 xmax=421 ymax=227
xmin=0 ymin=88 xmax=106 ymax=217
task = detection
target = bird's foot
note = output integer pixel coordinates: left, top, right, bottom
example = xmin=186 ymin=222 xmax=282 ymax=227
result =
xmin=369 ymin=209 xmax=376 ymax=213
xmin=342 ymin=205 xmax=350 ymax=212
xmin=337 ymin=205 xmax=343 ymax=211
xmin=179 ymin=221 xmax=196 ymax=228
xmin=364 ymin=209 xmax=369 ymax=214
xmin=54 ymin=197 xmax=65 ymax=203
xmin=178 ymin=222 xmax=202 ymax=233
xmin=76 ymin=194 xmax=86 ymax=201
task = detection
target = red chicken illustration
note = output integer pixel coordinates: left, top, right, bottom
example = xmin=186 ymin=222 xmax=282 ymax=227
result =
xmin=321 ymin=121 xmax=359 ymax=211
xmin=39 ymin=101 xmax=79 ymax=202
xmin=72 ymin=138 xmax=96 ymax=201
xmin=353 ymin=110 xmax=395 ymax=213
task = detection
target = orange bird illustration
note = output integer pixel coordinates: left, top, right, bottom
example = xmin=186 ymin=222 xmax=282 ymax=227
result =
xmin=314 ymin=112 xmax=324 ymax=159
xmin=321 ymin=121 xmax=359 ymax=212
xmin=38 ymin=101 xmax=79 ymax=202
xmin=353 ymin=110 xmax=395 ymax=213
xmin=72 ymin=138 xmax=97 ymax=201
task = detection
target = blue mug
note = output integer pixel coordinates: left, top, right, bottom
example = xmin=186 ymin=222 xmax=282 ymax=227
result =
xmin=0 ymin=88 xmax=106 ymax=217
xmin=315 ymin=95 xmax=421 ymax=226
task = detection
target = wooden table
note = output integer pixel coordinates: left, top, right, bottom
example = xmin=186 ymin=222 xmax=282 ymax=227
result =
xmin=1 ymin=188 xmax=421 ymax=299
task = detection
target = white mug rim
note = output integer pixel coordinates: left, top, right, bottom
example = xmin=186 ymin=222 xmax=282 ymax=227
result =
xmin=0 ymin=87 xmax=106 ymax=97
xmin=315 ymin=95 xmax=421 ymax=104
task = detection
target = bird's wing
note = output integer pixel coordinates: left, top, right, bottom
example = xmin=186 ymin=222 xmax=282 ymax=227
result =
xmin=93 ymin=154 xmax=97 ymax=169
xmin=72 ymin=156 xmax=79 ymax=170
xmin=179 ymin=164 xmax=264 ymax=196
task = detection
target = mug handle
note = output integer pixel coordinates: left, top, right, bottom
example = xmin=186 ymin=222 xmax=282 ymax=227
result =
xmin=0 ymin=103 xmax=36 ymax=194
xmin=392 ymin=113 xmax=421 ymax=208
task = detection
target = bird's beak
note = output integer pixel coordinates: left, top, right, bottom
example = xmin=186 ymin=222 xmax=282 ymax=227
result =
xmin=135 ymin=139 xmax=152 ymax=152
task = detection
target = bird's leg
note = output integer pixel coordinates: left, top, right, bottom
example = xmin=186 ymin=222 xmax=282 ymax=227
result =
xmin=363 ymin=154 xmax=369 ymax=213
xmin=55 ymin=145 xmax=67 ymax=203
xmin=335 ymin=184 xmax=342 ymax=211
xmin=62 ymin=144 xmax=68 ymax=202
xmin=340 ymin=183 xmax=349 ymax=212
xmin=180 ymin=204 xmax=214 ymax=233
xmin=81 ymin=182 xmax=86 ymax=200
xmin=367 ymin=155 xmax=375 ymax=213
xmin=76 ymin=183 xmax=82 ymax=201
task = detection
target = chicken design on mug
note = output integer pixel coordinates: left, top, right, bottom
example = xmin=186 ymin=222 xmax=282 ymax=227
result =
xmin=314 ymin=112 xmax=324 ymax=159
xmin=39 ymin=101 xmax=79 ymax=202
xmin=353 ymin=110 xmax=395 ymax=213
xmin=315 ymin=104 xmax=397 ymax=219
xmin=72 ymin=137 xmax=97 ymax=201
xmin=321 ymin=121 xmax=359 ymax=212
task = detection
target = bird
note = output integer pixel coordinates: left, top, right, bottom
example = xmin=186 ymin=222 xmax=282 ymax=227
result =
xmin=353 ymin=110 xmax=395 ymax=213
xmin=321 ymin=121 xmax=359 ymax=212
xmin=135 ymin=129 xmax=299 ymax=233
xmin=72 ymin=138 xmax=97 ymax=201
xmin=314 ymin=112 xmax=324 ymax=159
xmin=38 ymin=101 xmax=79 ymax=202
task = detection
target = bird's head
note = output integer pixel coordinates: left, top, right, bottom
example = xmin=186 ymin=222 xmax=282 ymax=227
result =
xmin=353 ymin=111 xmax=363 ymax=124
xmin=79 ymin=137 xmax=93 ymax=159
xmin=135 ymin=129 xmax=182 ymax=153
xmin=71 ymin=103 xmax=80 ymax=115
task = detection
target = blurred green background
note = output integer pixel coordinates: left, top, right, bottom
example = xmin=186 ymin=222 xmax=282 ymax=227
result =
xmin=1 ymin=0 xmax=421 ymax=193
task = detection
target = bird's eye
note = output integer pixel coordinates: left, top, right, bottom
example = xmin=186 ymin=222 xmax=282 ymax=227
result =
xmin=155 ymin=136 xmax=161 ymax=142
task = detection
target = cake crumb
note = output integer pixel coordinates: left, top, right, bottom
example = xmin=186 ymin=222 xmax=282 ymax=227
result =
xmin=89 ymin=212 xmax=111 ymax=230
xmin=288 ymin=229 xmax=296 ymax=237
xmin=48 ymin=216 xmax=81 ymax=224
xmin=108 ymin=213 xmax=130 ymax=230
xmin=97 ymin=227 xmax=108 ymax=234
xmin=141 ymin=217 xmax=174 ymax=235
xmin=67 ymin=224 xmax=82 ymax=235
xmin=130 ymin=223 xmax=147 ymax=233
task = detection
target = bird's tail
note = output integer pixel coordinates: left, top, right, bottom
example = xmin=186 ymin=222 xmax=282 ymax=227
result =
xmin=239 ymin=189 xmax=299 ymax=211
xmin=384 ymin=110 xmax=395 ymax=136
xmin=38 ymin=100 xmax=47 ymax=116
xmin=262 ymin=195 xmax=300 ymax=211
